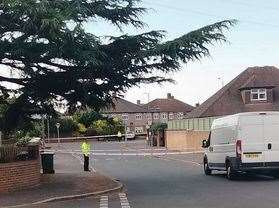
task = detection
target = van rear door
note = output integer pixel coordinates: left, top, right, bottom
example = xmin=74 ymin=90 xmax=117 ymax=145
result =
xmin=263 ymin=114 xmax=279 ymax=163
xmin=240 ymin=115 xmax=265 ymax=163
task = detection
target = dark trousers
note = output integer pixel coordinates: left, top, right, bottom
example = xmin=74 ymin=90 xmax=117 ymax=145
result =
xmin=84 ymin=154 xmax=89 ymax=171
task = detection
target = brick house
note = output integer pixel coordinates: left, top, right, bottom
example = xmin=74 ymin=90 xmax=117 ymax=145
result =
xmin=102 ymin=93 xmax=194 ymax=135
xmin=101 ymin=98 xmax=148 ymax=134
xmin=145 ymin=93 xmax=194 ymax=122
xmin=166 ymin=66 xmax=279 ymax=150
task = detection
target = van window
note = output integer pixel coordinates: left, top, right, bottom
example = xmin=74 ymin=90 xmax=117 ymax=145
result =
xmin=211 ymin=126 xmax=236 ymax=145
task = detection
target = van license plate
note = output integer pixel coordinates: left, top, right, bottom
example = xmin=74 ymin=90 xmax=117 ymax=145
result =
xmin=245 ymin=153 xmax=259 ymax=158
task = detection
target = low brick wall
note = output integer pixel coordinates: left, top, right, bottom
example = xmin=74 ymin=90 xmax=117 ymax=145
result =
xmin=0 ymin=159 xmax=41 ymax=193
xmin=166 ymin=130 xmax=210 ymax=151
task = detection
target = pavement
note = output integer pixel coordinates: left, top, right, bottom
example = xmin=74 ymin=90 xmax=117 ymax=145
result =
xmin=0 ymin=149 xmax=122 ymax=208
xmin=3 ymin=140 xmax=279 ymax=208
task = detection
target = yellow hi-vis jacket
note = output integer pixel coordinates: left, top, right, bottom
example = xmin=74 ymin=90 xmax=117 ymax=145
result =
xmin=81 ymin=142 xmax=91 ymax=156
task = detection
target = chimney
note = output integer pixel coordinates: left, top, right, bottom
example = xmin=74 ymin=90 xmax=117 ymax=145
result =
xmin=195 ymin=103 xmax=200 ymax=107
xmin=167 ymin=93 xmax=173 ymax=99
xmin=137 ymin=100 xmax=141 ymax=105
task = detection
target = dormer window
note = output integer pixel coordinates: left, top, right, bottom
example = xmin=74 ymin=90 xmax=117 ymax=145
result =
xmin=251 ymin=88 xmax=267 ymax=101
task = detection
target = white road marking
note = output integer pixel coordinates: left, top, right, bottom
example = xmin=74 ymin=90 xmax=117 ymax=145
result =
xmin=71 ymin=148 xmax=167 ymax=152
xmin=55 ymin=150 xmax=203 ymax=156
xmin=119 ymin=193 xmax=131 ymax=208
xmin=156 ymin=156 xmax=202 ymax=166
xmin=100 ymin=196 xmax=108 ymax=208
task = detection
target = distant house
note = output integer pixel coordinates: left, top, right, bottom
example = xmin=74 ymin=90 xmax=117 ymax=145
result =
xmin=102 ymin=93 xmax=194 ymax=135
xmin=101 ymin=98 xmax=148 ymax=134
xmin=166 ymin=66 xmax=279 ymax=150
xmin=145 ymin=93 xmax=194 ymax=122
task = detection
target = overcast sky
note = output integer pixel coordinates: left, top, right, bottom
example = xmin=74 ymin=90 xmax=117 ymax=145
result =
xmin=87 ymin=0 xmax=279 ymax=106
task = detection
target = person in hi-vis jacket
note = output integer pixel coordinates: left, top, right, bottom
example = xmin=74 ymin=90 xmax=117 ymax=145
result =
xmin=81 ymin=139 xmax=91 ymax=171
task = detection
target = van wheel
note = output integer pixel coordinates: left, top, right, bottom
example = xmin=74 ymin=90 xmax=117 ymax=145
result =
xmin=204 ymin=159 xmax=212 ymax=175
xmin=226 ymin=162 xmax=236 ymax=180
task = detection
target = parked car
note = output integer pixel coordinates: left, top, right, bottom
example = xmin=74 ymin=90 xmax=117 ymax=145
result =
xmin=202 ymin=111 xmax=279 ymax=180
xmin=126 ymin=132 xmax=135 ymax=140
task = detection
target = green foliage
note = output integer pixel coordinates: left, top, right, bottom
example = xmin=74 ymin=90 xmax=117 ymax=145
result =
xmin=150 ymin=122 xmax=167 ymax=133
xmin=24 ymin=122 xmax=43 ymax=138
xmin=91 ymin=118 xmax=124 ymax=135
xmin=111 ymin=117 xmax=125 ymax=134
xmin=91 ymin=120 xmax=109 ymax=135
xmin=74 ymin=111 xmax=103 ymax=128
xmin=77 ymin=123 xmax=87 ymax=134
xmin=11 ymin=120 xmax=42 ymax=141
xmin=60 ymin=118 xmax=79 ymax=134
xmin=44 ymin=112 xmax=123 ymax=137
xmin=0 ymin=0 xmax=236 ymax=134
xmin=49 ymin=117 xmax=78 ymax=136
xmin=16 ymin=135 xmax=32 ymax=147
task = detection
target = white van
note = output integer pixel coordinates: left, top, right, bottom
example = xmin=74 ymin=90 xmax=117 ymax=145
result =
xmin=202 ymin=111 xmax=279 ymax=179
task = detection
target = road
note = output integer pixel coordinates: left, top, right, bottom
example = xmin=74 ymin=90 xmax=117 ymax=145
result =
xmin=34 ymin=140 xmax=279 ymax=208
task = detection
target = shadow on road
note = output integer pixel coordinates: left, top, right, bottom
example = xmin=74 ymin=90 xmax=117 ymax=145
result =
xmin=210 ymin=172 xmax=276 ymax=182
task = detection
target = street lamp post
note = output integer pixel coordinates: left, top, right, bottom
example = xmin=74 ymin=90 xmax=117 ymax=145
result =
xmin=56 ymin=122 xmax=60 ymax=144
xmin=146 ymin=124 xmax=150 ymax=146
xmin=124 ymin=121 xmax=127 ymax=142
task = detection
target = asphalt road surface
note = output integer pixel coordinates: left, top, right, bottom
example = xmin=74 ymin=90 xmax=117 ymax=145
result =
xmin=32 ymin=140 xmax=279 ymax=208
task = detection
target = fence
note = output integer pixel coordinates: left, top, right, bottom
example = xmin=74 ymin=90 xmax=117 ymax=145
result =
xmin=167 ymin=117 xmax=218 ymax=131
xmin=0 ymin=144 xmax=39 ymax=163
xmin=165 ymin=129 xmax=210 ymax=151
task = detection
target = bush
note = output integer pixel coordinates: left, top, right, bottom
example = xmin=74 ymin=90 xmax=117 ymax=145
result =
xmin=150 ymin=122 xmax=167 ymax=133
xmin=27 ymin=122 xmax=43 ymax=137
xmin=16 ymin=135 xmax=31 ymax=147
xmin=110 ymin=118 xmax=125 ymax=134
xmin=11 ymin=121 xmax=42 ymax=141
xmin=77 ymin=123 xmax=87 ymax=134
xmin=49 ymin=117 xmax=79 ymax=137
xmin=74 ymin=111 xmax=102 ymax=127
xmin=91 ymin=118 xmax=124 ymax=135
xmin=91 ymin=120 xmax=109 ymax=135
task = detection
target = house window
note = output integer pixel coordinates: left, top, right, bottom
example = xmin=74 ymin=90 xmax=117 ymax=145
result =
xmin=251 ymin=88 xmax=267 ymax=101
xmin=146 ymin=113 xmax=152 ymax=120
xmin=161 ymin=113 xmax=168 ymax=120
xmin=122 ymin=114 xmax=129 ymax=121
xmin=153 ymin=113 xmax=159 ymax=120
xmin=177 ymin=112 xmax=184 ymax=120
xmin=169 ymin=113 xmax=174 ymax=120
xmin=135 ymin=113 xmax=142 ymax=120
